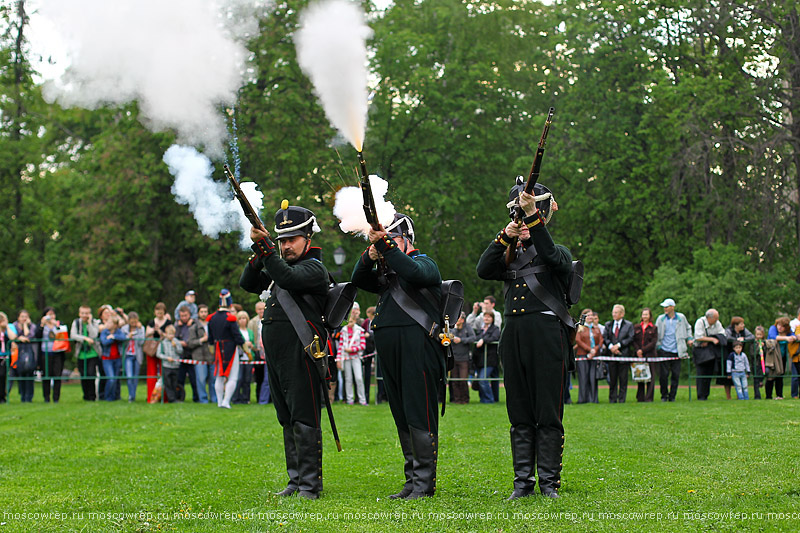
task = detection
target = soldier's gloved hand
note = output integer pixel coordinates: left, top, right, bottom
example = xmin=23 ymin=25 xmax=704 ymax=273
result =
xmin=505 ymin=221 xmax=523 ymax=238
xmin=519 ymin=191 xmax=537 ymax=216
xmin=250 ymin=226 xmax=271 ymax=243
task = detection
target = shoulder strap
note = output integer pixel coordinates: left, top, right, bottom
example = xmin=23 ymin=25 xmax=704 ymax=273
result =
xmin=388 ymin=277 xmax=440 ymax=338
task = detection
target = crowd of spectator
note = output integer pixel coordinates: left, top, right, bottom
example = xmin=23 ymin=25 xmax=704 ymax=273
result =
xmin=1 ymin=293 xmax=798 ymax=405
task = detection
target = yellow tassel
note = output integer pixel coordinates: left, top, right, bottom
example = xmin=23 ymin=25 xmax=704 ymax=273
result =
xmin=281 ymin=199 xmax=289 ymax=210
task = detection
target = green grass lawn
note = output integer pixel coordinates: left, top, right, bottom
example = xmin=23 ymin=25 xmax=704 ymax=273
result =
xmin=1 ymin=381 xmax=799 ymax=532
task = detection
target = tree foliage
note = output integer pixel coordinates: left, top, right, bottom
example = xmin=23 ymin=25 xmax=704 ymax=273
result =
xmin=0 ymin=0 xmax=797 ymax=332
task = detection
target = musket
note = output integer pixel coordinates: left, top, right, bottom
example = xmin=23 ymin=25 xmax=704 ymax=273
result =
xmin=224 ymin=164 xmax=266 ymax=231
xmin=505 ymin=108 xmax=554 ymax=266
xmin=357 ymin=151 xmax=387 ymax=277
xmin=309 ymin=334 xmax=342 ymax=452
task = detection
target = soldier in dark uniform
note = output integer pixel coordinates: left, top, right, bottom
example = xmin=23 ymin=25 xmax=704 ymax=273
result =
xmin=239 ymin=201 xmax=330 ymax=500
xmin=351 ymin=214 xmax=443 ymax=499
xmin=477 ymin=182 xmax=572 ymax=499
xmin=207 ymin=289 xmax=246 ymax=408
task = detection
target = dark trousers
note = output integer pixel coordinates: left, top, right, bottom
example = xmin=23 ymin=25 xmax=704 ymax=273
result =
xmin=265 ymin=348 xmax=322 ymax=429
xmin=176 ymin=362 xmax=198 ymax=402
xmin=17 ymin=371 xmax=34 ymax=402
xmin=42 ymin=351 xmax=66 ymax=402
xmin=607 ymin=360 xmax=629 ymax=403
xmin=163 ymin=367 xmax=179 ymax=403
xmin=501 ymin=315 xmax=566 ymax=434
xmin=0 ymin=364 xmax=6 ymax=403
xmin=695 ymin=359 xmax=715 ymax=400
xmin=449 ymin=360 xmax=470 ymax=403
xmin=234 ymin=362 xmax=252 ymax=403
xmin=576 ymin=359 xmax=598 ymax=403
xmin=362 ymin=354 xmax=374 ymax=404
xmin=78 ymin=356 xmax=100 ymax=401
xmin=254 ymin=359 xmax=265 ymax=402
xmin=792 ymin=362 xmax=800 ymax=398
xmin=563 ymin=370 xmax=572 ymax=404
xmin=636 ymin=376 xmax=655 ymax=402
xmin=765 ymin=377 xmax=784 ymax=399
xmin=658 ymin=353 xmax=681 ymax=401
xmin=374 ymin=326 xmax=442 ymax=434
xmin=753 ymin=377 xmax=763 ymax=399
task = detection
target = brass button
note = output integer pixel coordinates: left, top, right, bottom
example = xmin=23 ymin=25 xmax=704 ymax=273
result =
xmin=521 ymin=309 xmax=525 ymax=312
xmin=521 ymin=296 xmax=525 ymax=300
xmin=513 ymin=309 xmax=517 ymax=313
xmin=513 ymin=297 xmax=517 ymax=301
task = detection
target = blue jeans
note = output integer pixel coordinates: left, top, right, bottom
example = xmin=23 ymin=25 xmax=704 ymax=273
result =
xmin=477 ymin=366 xmax=496 ymax=403
xmin=731 ymin=372 xmax=749 ymax=400
xmin=102 ymin=359 xmax=122 ymax=401
xmin=194 ymin=363 xmax=210 ymax=403
xmin=791 ymin=361 xmax=800 ymax=399
xmin=124 ymin=357 xmax=140 ymax=401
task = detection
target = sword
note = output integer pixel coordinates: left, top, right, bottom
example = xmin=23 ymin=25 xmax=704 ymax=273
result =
xmin=308 ymin=335 xmax=342 ymax=452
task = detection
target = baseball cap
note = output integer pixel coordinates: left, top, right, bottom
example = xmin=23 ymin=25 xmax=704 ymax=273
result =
xmin=660 ymin=298 xmax=676 ymax=307
xmin=186 ymin=290 xmax=196 ymax=296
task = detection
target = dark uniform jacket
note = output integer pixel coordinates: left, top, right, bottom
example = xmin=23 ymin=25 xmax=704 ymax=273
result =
xmin=239 ymin=243 xmax=329 ymax=350
xmin=207 ymin=310 xmax=244 ymax=376
xmin=476 ymin=212 xmax=572 ymax=316
xmin=351 ymin=236 xmax=441 ymax=331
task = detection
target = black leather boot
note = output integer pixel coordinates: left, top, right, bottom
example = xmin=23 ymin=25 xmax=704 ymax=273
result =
xmin=507 ymin=425 xmax=536 ymax=500
xmin=407 ymin=427 xmax=437 ymax=499
xmin=536 ymin=428 xmax=563 ymax=498
xmin=388 ymin=429 xmax=414 ymax=499
xmin=276 ymin=425 xmax=299 ymax=496
xmin=293 ymin=421 xmax=323 ymax=500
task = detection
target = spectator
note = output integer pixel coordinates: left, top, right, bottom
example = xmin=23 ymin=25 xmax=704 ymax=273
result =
xmin=790 ymin=306 xmax=800 ymax=332
xmin=174 ymin=290 xmax=198 ymax=321
xmin=0 ymin=312 xmax=10 ymax=403
xmin=655 ymin=298 xmax=693 ymax=402
xmin=723 ymin=317 xmax=755 ymax=400
xmin=473 ymin=311 xmax=501 ymax=404
xmin=248 ymin=301 xmax=268 ymax=404
xmin=157 ymin=324 xmax=183 ymax=403
xmin=174 ymin=307 xmax=199 ymax=402
xmin=593 ymin=311 xmax=606 ymax=336
xmin=40 ymin=306 xmax=69 ymax=403
xmin=633 ymin=308 xmax=657 ymax=402
xmin=467 ymin=296 xmax=502 ymax=332
xmin=361 ymin=305 xmax=376 ymax=405
xmin=71 ymin=306 xmax=101 ymax=401
xmin=120 ymin=312 xmax=146 ymax=402
xmin=789 ymin=316 xmax=800 ymax=399
xmin=449 ymin=312 xmax=476 ymax=404
xmin=99 ymin=316 xmax=126 ymax=401
xmin=575 ymin=308 xmax=603 ymax=404
xmin=145 ymin=303 xmax=173 ymax=402
xmin=233 ymin=310 xmax=255 ymax=404
xmin=693 ymin=309 xmax=726 ymax=401
xmin=769 ymin=317 xmax=797 ymax=400
xmin=189 ymin=304 xmax=214 ymax=404
xmin=336 ymin=306 xmax=367 ymax=405
xmin=726 ymin=340 xmax=750 ymax=400
xmin=10 ymin=310 xmax=36 ymax=402
xmin=603 ymin=304 xmax=634 ymax=403
xmin=755 ymin=325 xmax=785 ymax=399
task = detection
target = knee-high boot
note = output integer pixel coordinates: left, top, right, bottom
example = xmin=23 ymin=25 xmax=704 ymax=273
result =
xmin=294 ymin=421 xmax=323 ymax=499
xmin=389 ymin=429 xmax=414 ymax=499
xmin=276 ymin=425 xmax=299 ymax=496
xmin=407 ymin=426 xmax=437 ymax=499
xmin=508 ymin=424 xmax=536 ymax=500
xmin=536 ymin=427 xmax=564 ymax=498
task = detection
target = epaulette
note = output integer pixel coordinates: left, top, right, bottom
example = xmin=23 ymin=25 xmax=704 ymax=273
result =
xmin=226 ymin=312 xmax=237 ymax=322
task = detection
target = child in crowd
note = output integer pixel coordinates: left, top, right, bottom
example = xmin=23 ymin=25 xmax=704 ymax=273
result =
xmin=726 ymin=340 xmax=750 ymax=400
xmin=157 ymin=324 xmax=183 ymax=403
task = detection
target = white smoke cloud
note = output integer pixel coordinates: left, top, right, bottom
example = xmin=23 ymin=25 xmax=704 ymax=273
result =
xmin=295 ymin=0 xmax=373 ymax=151
xmin=333 ymin=175 xmax=396 ymax=237
xmin=37 ymin=0 xmax=265 ymax=157
xmin=164 ymin=144 xmax=264 ymax=249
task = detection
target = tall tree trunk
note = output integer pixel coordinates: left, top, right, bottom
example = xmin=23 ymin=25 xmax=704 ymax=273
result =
xmin=11 ymin=0 xmax=28 ymax=310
